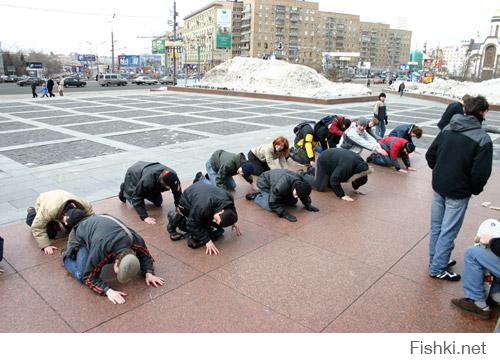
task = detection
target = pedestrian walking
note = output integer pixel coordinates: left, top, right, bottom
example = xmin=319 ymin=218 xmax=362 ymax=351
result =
xmin=373 ymin=93 xmax=388 ymax=138
xmin=58 ymin=78 xmax=64 ymax=96
xmin=31 ymin=82 xmax=38 ymax=98
xmin=426 ymin=95 xmax=493 ymax=281
xmin=398 ymin=82 xmax=405 ymax=97
xmin=47 ymin=77 xmax=55 ymax=97
xmin=41 ymin=82 xmax=49 ymax=98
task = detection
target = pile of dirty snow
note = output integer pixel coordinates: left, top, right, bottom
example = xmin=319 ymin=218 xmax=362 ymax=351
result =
xmin=391 ymin=78 xmax=500 ymax=105
xmin=199 ymin=57 xmax=371 ymax=99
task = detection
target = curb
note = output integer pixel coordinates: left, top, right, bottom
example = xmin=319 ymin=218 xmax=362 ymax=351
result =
xmin=164 ymin=86 xmax=378 ymax=105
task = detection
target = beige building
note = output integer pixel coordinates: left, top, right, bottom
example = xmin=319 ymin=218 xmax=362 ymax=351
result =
xmin=184 ymin=0 xmax=411 ymax=72
xmin=183 ymin=1 xmax=243 ymax=74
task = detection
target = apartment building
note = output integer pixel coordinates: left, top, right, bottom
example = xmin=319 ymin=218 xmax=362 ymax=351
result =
xmin=183 ymin=1 xmax=243 ymax=73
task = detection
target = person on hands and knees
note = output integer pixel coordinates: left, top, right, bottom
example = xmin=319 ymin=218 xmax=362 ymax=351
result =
xmin=340 ymin=117 xmax=388 ymax=157
xmin=119 ymin=161 xmax=182 ymax=225
xmin=302 ymin=148 xmax=372 ymax=202
xmin=26 ymin=190 xmax=94 ymax=255
xmin=367 ymin=136 xmax=416 ymax=174
xmin=63 ymin=214 xmax=164 ymax=305
xmin=246 ymin=169 xmax=319 ymax=222
xmin=167 ymin=183 xmax=241 ymax=256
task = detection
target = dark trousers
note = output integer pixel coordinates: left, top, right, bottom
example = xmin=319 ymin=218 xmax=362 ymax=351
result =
xmin=370 ymin=154 xmax=393 ymax=168
xmin=247 ymin=151 xmax=270 ymax=176
xmin=302 ymin=164 xmax=330 ymax=192
xmin=48 ymin=87 xmax=55 ymax=97
xmin=25 ymin=209 xmax=61 ymax=239
xmin=32 ymin=91 xmax=38 ymax=98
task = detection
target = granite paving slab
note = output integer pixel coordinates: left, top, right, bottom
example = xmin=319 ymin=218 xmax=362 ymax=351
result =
xmin=73 ymin=105 xmax=129 ymax=113
xmin=194 ymin=110 xmax=257 ymax=119
xmin=0 ymin=121 xmax=35 ymax=131
xmin=286 ymin=111 xmax=331 ymax=120
xmin=0 ymin=105 xmax=51 ymax=113
xmin=0 ymin=129 xmax=72 ymax=147
xmin=133 ymin=114 xmax=212 ymax=126
xmin=0 ymin=102 xmax=28 ymax=108
xmin=34 ymin=114 xmax=111 ymax=125
xmin=236 ymin=115 xmax=314 ymax=126
xmin=50 ymin=102 xmax=100 ymax=109
xmin=240 ymin=106 xmax=297 ymax=115
xmin=99 ymin=110 xmax=164 ymax=118
xmin=180 ymin=121 xmax=268 ymax=135
xmin=11 ymin=110 xmax=73 ymax=118
xmin=63 ymin=120 xmax=151 ymax=135
xmin=199 ymin=102 xmax=256 ymax=110
xmin=155 ymin=105 xmax=214 ymax=113
xmin=1 ymin=140 xmax=124 ymax=167
xmin=106 ymin=129 xmax=206 ymax=148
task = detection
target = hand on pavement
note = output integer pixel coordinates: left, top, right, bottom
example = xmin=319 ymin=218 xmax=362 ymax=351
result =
xmin=342 ymin=195 xmax=354 ymax=202
xmin=232 ymin=223 xmax=242 ymax=236
xmin=407 ymin=167 xmax=417 ymax=171
xmin=205 ymin=241 xmax=220 ymax=255
xmin=145 ymin=273 xmax=165 ymax=287
xmin=106 ymin=289 xmax=127 ymax=304
xmin=43 ymin=246 xmax=58 ymax=255
xmin=144 ymin=217 xmax=157 ymax=225
xmin=398 ymin=169 xmax=408 ymax=174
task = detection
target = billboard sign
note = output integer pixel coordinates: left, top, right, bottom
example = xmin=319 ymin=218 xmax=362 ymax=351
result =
xmin=27 ymin=62 xmax=43 ymax=69
xmin=152 ymin=39 xmax=165 ymax=54
xmin=141 ymin=55 xmax=162 ymax=66
xmin=216 ymin=9 xmax=232 ymax=49
xmin=399 ymin=64 xmax=409 ymax=71
xmin=77 ymin=54 xmax=96 ymax=62
xmin=118 ymin=55 xmax=140 ymax=67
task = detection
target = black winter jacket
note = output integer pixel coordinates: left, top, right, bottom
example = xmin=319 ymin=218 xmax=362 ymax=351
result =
xmin=123 ymin=161 xmax=181 ymax=220
xmin=179 ymin=183 xmax=236 ymax=244
xmin=315 ymin=148 xmax=368 ymax=198
xmin=210 ymin=150 xmax=253 ymax=189
xmin=438 ymin=101 xmax=464 ymax=130
xmin=64 ymin=215 xmax=154 ymax=295
xmin=426 ymin=114 xmax=492 ymax=199
xmin=389 ymin=123 xmax=415 ymax=143
xmin=257 ymin=169 xmax=312 ymax=216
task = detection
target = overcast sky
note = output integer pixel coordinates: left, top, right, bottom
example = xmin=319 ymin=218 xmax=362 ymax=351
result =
xmin=0 ymin=0 xmax=498 ymax=56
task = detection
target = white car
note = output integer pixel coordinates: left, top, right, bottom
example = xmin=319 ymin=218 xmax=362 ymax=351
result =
xmin=131 ymin=76 xmax=158 ymax=85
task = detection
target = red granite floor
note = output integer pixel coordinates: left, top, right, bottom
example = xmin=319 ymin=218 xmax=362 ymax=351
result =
xmin=0 ymin=154 xmax=498 ymax=332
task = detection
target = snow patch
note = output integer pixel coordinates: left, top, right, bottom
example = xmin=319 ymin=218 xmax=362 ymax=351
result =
xmin=198 ymin=57 xmax=371 ymax=99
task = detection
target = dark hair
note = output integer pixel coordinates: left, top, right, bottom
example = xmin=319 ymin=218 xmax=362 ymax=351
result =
xmin=464 ymin=95 xmax=489 ymax=117
xmin=412 ymin=126 xmax=423 ymax=139
xmin=219 ymin=208 xmax=238 ymax=228
xmin=379 ymin=92 xmax=386 ymax=99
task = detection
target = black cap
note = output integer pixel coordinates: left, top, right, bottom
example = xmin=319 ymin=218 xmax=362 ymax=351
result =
xmin=219 ymin=208 xmax=238 ymax=228
xmin=66 ymin=208 xmax=86 ymax=229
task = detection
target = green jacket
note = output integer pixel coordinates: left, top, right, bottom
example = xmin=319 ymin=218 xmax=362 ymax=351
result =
xmin=31 ymin=190 xmax=94 ymax=249
xmin=210 ymin=150 xmax=253 ymax=189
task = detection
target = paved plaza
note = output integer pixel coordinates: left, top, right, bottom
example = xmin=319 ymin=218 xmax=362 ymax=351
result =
xmin=0 ymin=90 xmax=499 ymax=332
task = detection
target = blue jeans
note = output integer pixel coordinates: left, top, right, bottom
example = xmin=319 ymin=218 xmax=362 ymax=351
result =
xmin=429 ymin=192 xmax=470 ymax=275
xmin=462 ymin=246 xmax=500 ymax=301
xmin=254 ymin=191 xmax=271 ymax=211
xmin=202 ymin=159 xmax=236 ymax=190
xmin=63 ymin=246 xmax=89 ymax=283
xmin=376 ymin=120 xmax=386 ymax=138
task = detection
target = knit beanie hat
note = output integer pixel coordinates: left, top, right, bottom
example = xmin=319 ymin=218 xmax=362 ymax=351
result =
xmin=405 ymin=142 xmax=416 ymax=154
xmin=240 ymin=162 xmax=255 ymax=178
xmin=356 ymin=117 xmax=369 ymax=128
xmin=160 ymin=169 xmax=180 ymax=189
xmin=66 ymin=208 xmax=86 ymax=229
xmin=294 ymin=181 xmax=311 ymax=203
xmin=219 ymin=208 xmax=238 ymax=228
xmin=117 ymin=252 xmax=141 ymax=284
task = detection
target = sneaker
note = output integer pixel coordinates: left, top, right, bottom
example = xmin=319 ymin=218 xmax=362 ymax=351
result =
xmin=193 ymin=171 xmax=204 ymax=184
xmin=245 ymin=192 xmax=259 ymax=201
xmin=447 ymin=259 xmax=457 ymax=268
xmin=118 ymin=184 xmax=126 ymax=203
xmin=430 ymin=270 xmax=461 ymax=281
xmin=452 ymin=298 xmax=491 ymax=320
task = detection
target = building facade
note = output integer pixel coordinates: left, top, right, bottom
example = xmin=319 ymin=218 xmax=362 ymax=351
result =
xmin=183 ymin=1 xmax=243 ymax=74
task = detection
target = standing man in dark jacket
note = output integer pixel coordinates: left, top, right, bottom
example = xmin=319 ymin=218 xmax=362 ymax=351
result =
xmin=388 ymin=124 xmax=422 ymax=146
xmin=197 ymin=149 xmax=254 ymax=191
xmin=303 ymin=148 xmax=371 ymax=202
xmin=167 ymin=182 xmax=241 ymax=255
xmin=246 ymin=169 xmax=319 ymax=222
xmin=426 ymin=95 xmax=493 ymax=281
xmin=47 ymin=77 xmax=55 ymax=97
xmin=373 ymin=93 xmax=387 ymax=137
xmin=437 ymin=95 xmax=470 ymax=130
xmin=31 ymin=82 xmax=38 ymax=98
xmin=119 ymin=161 xmax=181 ymax=225
xmin=63 ymin=214 xmax=164 ymax=305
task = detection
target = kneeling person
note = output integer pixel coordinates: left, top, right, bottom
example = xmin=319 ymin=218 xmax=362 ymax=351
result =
xmin=246 ymin=169 xmax=319 ymax=222
xmin=119 ymin=161 xmax=182 ymax=225
xmin=63 ymin=214 xmax=164 ymax=305
xmin=303 ymin=148 xmax=371 ymax=202
xmin=26 ymin=190 xmax=94 ymax=255
xmin=367 ymin=136 xmax=416 ymax=173
xmin=167 ymin=183 xmax=241 ymax=256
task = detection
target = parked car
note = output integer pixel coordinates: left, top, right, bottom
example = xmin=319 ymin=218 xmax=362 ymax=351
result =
xmin=58 ymin=77 xmax=86 ymax=87
xmin=4 ymin=75 xmax=19 ymax=83
xmin=159 ymin=75 xmax=174 ymax=85
xmin=373 ymin=77 xmax=385 ymax=84
xmin=131 ymin=76 xmax=159 ymax=85
xmin=98 ymin=74 xmax=128 ymax=86
xmin=17 ymin=77 xmax=43 ymax=86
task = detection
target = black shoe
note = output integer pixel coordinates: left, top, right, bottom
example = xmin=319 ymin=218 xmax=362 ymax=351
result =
xmin=366 ymin=154 xmax=374 ymax=163
xmin=447 ymin=259 xmax=457 ymax=268
xmin=193 ymin=171 xmax=204 ymax=184
xmin=118 ymin=183 xmax=126 ymax=203
xmin=452 ymin=298 xmax=491 ymax=320
xmin=167 ymin=209 xmax=178 ymax=234
xmin=430 ymin=270 xmax=461 ymax=281
xmin=245 ymin=192 xmax=259 ymax=201
xmin=486 ymin=295 xmax=500 ymax=312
